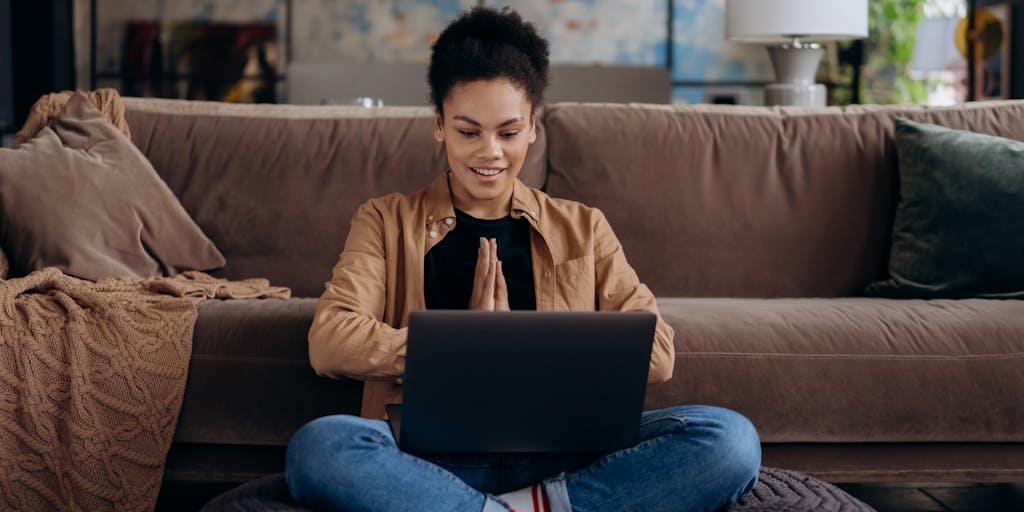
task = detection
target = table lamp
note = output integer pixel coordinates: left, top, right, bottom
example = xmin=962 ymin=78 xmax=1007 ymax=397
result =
xmin=725 ymin=0 xmax=868 ymax=106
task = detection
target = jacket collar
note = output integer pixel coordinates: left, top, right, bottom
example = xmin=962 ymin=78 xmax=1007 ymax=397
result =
xmin=424 ymin=170 xmax=541 ymax=223
xmin=424 ymin=171 xmax=455 ymax=222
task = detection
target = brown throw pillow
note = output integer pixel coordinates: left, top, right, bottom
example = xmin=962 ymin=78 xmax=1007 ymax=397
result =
xmin=0 ymin=91 xmax=225 ymax=280
xmin=12 ymin=88 xmax=131 ymax=148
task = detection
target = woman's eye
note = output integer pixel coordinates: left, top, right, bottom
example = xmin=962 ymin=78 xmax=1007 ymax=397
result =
xmin=458 ymin=130 xmax=477 ymax=137
xmin=501 ymin=131 xmax=520 ymax=138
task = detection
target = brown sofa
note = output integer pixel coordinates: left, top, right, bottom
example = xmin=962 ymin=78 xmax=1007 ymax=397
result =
xmin=119 ymin=97 xmax=1024 ymax=496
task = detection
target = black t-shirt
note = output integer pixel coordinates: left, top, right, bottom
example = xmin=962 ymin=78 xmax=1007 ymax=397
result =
xmin=424 ymin=208 xmax=536 ymax=310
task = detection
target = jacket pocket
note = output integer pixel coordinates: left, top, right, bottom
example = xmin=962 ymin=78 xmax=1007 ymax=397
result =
xmin=554 ymin=254 xmax=596 ymax=310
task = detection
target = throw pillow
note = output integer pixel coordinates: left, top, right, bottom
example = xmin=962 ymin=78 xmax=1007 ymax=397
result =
xmin=0 ymin=91 xmax=225 ymax=280
xmin=12 ymin=88 xmax=131 ymax=148
xmin=865 ymin=118 xmax=1024 ymax=299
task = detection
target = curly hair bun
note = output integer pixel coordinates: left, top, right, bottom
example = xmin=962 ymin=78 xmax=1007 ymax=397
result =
xmin=428 ymin=7 xmax=550 ymax=112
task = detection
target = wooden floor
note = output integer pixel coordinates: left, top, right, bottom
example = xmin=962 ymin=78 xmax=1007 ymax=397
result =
xmin=836 ymin=482 xmax=1024 ymax=512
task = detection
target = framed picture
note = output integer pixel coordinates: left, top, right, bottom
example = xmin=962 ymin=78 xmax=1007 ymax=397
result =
xmin=973 ymin=3 xmax=1013 ymax=100
xmin=91 ymin=0 xmax=288 ymax=103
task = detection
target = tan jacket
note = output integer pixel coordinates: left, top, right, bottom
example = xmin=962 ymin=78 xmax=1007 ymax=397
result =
xmin=309 ymin=171 xmax=675 ymax=419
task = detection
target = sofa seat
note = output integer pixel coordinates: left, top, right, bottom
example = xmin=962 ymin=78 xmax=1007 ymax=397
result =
xmin=173 ymin=298 xmax=363 ymax=447
xmin=174 ymin=296 xmax=1024 ymax=447
xmin=647 ymin=298 xmax=1024 ymax=443
xmin=163 ymin=298 xmax=362 ymax=485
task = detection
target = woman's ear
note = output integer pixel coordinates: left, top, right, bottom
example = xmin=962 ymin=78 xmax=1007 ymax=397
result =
xmin=528 ymin=111 xmax=538 ymax=144
xmin=433 ymin=110 xmax=445 ymax=142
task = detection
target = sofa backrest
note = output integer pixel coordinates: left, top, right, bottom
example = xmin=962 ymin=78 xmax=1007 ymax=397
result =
xmin=543 ymin=101 xmax=1024 ymax=297
xmin=124 ymin=98 xmax=548 ymax=297
xmin=125 ymin=97 xmax=1024 ymax=299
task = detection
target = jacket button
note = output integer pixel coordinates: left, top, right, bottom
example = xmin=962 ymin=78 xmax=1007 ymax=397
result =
xmin=445 ymin=217 xmax=454 ymax=225
xmin=429 ymin=231 xmax=437 ymax=238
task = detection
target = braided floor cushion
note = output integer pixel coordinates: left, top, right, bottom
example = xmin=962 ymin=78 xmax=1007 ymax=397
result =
xmin=728 ymin=467 xmax=876 ymax=512
xmin=200 ymin=467 xmax=876 ymax=511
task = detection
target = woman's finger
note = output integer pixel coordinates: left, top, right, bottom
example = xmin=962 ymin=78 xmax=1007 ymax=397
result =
xmin=474 ymin=237 xmax=489 ymax=282
xmin=482 ymin=244 xmax=497 ymax=306
xmin=469 ymin=237 xmax=490 ymax=309
xmin=494 ymin=260 xmax=510 ymax=311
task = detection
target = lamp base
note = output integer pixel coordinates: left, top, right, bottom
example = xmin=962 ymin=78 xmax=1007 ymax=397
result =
xmin=765 ymin=83 xmax=826 ymax=107
xmin=764 ymin=44 xmax=827 ymax=107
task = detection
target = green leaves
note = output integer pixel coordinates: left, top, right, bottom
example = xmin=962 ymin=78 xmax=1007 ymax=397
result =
xmin=862 ymin=0 xmax=928 ymax=104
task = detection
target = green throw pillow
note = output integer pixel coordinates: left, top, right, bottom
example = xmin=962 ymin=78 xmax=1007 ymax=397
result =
xmin=865 ymin=118 xmax=1024 ymax=299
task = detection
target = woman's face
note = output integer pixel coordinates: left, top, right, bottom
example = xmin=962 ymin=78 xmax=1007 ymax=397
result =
xmin=434 ymin=78 xmax=537 ymax=218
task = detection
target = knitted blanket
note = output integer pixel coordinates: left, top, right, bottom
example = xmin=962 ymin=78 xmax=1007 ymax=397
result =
xmin=0 ymin=268 xmax=289 ymax=511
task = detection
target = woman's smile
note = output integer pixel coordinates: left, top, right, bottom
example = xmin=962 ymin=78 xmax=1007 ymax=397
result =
xmin=469 ymin=166 xmax=507 ymax=181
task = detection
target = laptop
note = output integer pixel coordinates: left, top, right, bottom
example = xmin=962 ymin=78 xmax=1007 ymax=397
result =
xmin=386 ymin=310 xmax=656 ymax=454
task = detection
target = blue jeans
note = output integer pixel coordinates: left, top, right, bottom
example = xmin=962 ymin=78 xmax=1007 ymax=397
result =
xmin=286 ymin=405 xmax=761 ymax=512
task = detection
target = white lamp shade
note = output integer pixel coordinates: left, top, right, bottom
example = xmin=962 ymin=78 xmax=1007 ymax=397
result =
xmin=726 ymin=0 xmax=869 ymax=43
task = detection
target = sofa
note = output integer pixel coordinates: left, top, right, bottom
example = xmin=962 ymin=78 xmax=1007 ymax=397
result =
xmin=115 ymin=97 xmax=1024 ymax=502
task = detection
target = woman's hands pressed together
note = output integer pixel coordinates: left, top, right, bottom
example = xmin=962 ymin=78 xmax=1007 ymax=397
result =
xmin=469 ymin=237 xmax=510 ymax=311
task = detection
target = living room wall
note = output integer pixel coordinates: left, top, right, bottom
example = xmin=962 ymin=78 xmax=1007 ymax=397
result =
xmin=73 ymin=0 xmax=1016 ymax=106
xmin=77 ymin=0 xmax=771 ymax=105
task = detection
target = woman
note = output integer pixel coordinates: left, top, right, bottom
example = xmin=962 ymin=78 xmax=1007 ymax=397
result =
xmin=287 ymin=7 xmax=760 ymax=512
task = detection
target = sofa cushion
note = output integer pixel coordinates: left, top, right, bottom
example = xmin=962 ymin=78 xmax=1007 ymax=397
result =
xmin=646 ymin=297 xmax=1024 ymax=443
xmin=543 ymin=101 xmax=1024 ymax=297
xmin=173 ymin=298 xmax=361 ymax=446
xmin=865 ymin=119 xmax=1024 ymax=299
xmin=0 ymin=92 xmax=225 ymax=280
xmin=123 ymin=98 xmax=547 ymax=298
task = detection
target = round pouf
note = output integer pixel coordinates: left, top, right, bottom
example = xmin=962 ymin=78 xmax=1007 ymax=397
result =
xmin=726 ymin=467 xmax=876 ymax=512
xmin=201 ymin=467 xmax=875 ymax=511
